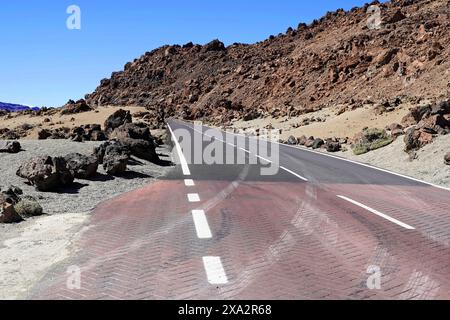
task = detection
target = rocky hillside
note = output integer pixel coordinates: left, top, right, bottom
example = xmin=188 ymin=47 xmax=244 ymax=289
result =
xmin=85 ymin=0 xmax=450 ymax=128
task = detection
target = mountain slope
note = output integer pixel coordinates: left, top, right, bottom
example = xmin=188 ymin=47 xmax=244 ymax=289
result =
xmin=85 ymin=0 xmax=450 ymax=128
xmin=0 ymin=102 xmax=36 ymax=112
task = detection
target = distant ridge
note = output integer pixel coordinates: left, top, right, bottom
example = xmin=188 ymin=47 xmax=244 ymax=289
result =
xmin=0 ymin=102 xmax=38 ymax=112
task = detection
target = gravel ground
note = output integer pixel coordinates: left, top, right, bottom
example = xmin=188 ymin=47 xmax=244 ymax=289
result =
xmin=0 ymin=139 xmax=174 ymax=215
xmin=0 ymin=139 xmax=174 ymax=299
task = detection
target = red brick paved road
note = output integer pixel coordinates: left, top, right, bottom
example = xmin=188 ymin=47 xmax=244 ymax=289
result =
xmin=29 ymin=178 xmax=450 ymax=299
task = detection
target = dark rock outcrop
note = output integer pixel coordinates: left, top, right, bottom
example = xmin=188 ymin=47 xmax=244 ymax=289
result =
xmin=0 ymin=203 xmax=23 ymax=224
xmin=94 ymin=141 xmax=130 ymax=175
xmin=16 ymin=156 xmax=74 ymax=191
xmin=0 ymin=141 xmax=21 ymax=153
xmin=326 ymin=140 xmax=341 ymax=152
xmin=14 ymin=196 xmax=43 ymax=218
xmin=64 ymin=153 xmax=99 ymax=179
xmin=69 ymin=124 xmax=107 ymax=142
xmin=312 ymin=138 xmax=325 ymax=149
xmin=110 ymin=123 xmax=160 ymax=163
xmin=404 ymin=127 xmax=433 ymax=152
xmin=103 ymin=145 xmax=129 ymax=175
xmin=60 ymin=99 xmax=93 ymax=115
xmin=287 ymin=136 xmax=298 ymax=145
xmin=104 ymin=109 xmax=132 ymax=135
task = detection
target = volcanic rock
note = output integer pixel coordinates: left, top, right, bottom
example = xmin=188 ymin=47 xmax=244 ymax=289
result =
xmin=103 ymin=145 xmax=129 ymax=175
xmin=404 ymin=127 xmax=434 ymax=152
xmin=287 ymin=136 xmax=298 ymax=145
xmin=312 ymin=138 xmax=325 ymax=149
xmin=326 ymin=140 xmax=341 ymax=152
xmin=14 ymin=196 xmax=43 ymax=218
xmin=60 ymin=99 xmax=92 ymax=115
xmin=16 ymin=156 xmax=74 ymax=191
xmin=64 ymin=153 xmax=99 ymax=179
xmin=0 ymin=203 xmax=22 ymax=224
xmin=104 ymin=109 xmax=132 ymax=134
xmin=0 ymin=141 xmax=21 ymax=153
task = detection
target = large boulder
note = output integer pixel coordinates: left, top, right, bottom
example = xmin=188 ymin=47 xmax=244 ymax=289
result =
xmin=118 ymin=138 xmax=158 ymax=162
xmin=297 ymin=135 xmax=308 ymax=146
xmin=431 ymin=100 xmax=450 ymax=116
xmin=0 ymin=141 xmax=21 ymax=153
xmin=93 ymin=141 xmax=130 ymax=164
xmin=110 ymin=123 xmax=159 ymax=163
xmin=16 ymin=156 xmax=74 ymax=191
xmin=404 ymin=128 xmax=434 ymax=152
xmin=287 ymin=136 xmax=298 ymax=145
xmin=401 ymin=105 xmax=432 ymax=127
xmin=326 ymin=140 xmax=341 ymax=152
xmin=38 ymin=129 xmax=52 ymax=140
xmin=90 ymin=130 xmax=108 ymax=142
xmin=64 ymin=153 xmax=99 ymax=179
xmin=202 ymin=39 xmax=226 ymax=52
xmin=0 ymin=185 xmax=23 ymax=204
xmin=312 ymin=138 xmax=325 ymax=150
xmin=104 ymin=109 xmax=132 ymax=134
xmin=69 ymin=124 xmax=107 ymax=142
xmin=60 ymin=99 xmax=92 ymax=115
xmin=305 ymin=137 xmax=316 ymax=148
xmin=0 ymin=202 xmax=23 ymax=224
xmin=110 ymin=123 xmax=152 ymax=141
xmin=417 ymin=115 xmax=450 ymax=135
xmin=14 ymin=196 xmax=43 ymax=218
xmin=103 ymin=144 xmax=129 ymax=175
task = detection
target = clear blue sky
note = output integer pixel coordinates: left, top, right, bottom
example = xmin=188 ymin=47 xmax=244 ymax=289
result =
xmin=1 ymin=0 xmax=376 ymax=107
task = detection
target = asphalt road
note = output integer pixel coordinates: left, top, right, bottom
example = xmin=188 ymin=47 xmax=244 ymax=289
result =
xmin=30 ymin=119 xmax=450 ymax=300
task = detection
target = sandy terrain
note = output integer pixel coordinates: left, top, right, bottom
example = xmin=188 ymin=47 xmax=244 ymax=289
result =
xmin=338 ymin=135 xmax=450 ymax=188
xmin=0 ymin=139 xmax=174 ymax=299
xmin=231 ymin=103 xmax=412 ymax=140
xmin=0 ymin=213 xmax=89 ymax=299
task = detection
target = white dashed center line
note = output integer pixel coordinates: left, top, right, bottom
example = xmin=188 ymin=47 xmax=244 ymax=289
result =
xmin=187 ymin=193 xmax=201 ymax=203
xmin=337 ymin=195 xmax=415 ymax=230
xmin=280 ymin=166 xmax=308 ymax=182
xmin=256 ymin=155 xmax=272 ymax=164
xmin=202 ymin=256 xmax=229 ymax=285
xmin=192 ymin=210 xmax=213 ymax=239
xmin=239 ymin=147 xmax=251 ymax=154
xmin=184 ymin=179 xmax=195 ymax=187
xmin=168 ymin=124 xmax=191 ymax=176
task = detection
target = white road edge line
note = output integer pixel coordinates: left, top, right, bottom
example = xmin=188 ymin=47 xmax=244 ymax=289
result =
xmin=192 ymin=210 xmax=213 ymax=239
xmin=167 ymin=123 xmax=191 ymax=176
xmin=337 ymin=195 xmax=415 ymax=230
xmin=202 ymin=256 xmax=228 ymax=285
xmin=184 ymin=179 xmax=195 ymax=187
xmin=181 ymin=121 xmax=450 ymax=192
xmin=280 ymin=166 xmax=308 ymax=182
xmin=187 ymin=193 xmax=201 ymax=202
